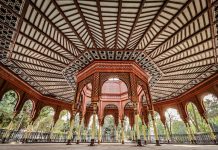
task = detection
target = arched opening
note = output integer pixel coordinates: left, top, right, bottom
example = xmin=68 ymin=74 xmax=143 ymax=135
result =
xmin=165 ymin=108 xmax=185 ymax=135
xmin=15 ymin=100 xmax=33 ymax=131
xmin=33 ymin=106 xmax=55 ymax=132
xmin=53 ymin=110 xmax=71 ymax=133
xmin=101 ymin=78 xmax=128 ymax=101
xmin=124 ymin=116 xmax=131 ymax=141
xmin=87 ymin=114 xmax=99 ymax=142
xmin=148 ymin=111 xmax=164 ymax=143
xmin=203 ymin=94 xmax=218 ymax=132
xmin=0 ymin=90 xmax=19 ymax=128
xmin=186 ymin=102 xmax=207 ymax=133
xmin=102 ymin=115 xmax=115 ymax=142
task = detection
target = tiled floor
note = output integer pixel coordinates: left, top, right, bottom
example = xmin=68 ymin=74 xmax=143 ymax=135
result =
xmin=0 ymin=143 xmax=217 ymax=150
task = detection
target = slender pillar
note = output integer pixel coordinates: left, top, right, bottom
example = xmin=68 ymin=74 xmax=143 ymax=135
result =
xmin=133 ymin=126 xmax=136 ymax=141
xmin=151 ymin=111 xmax=161 ymax=146
xmin=203 ymin=116 xmax=216 ymax=143
xmin=121 ymin=120 xmax=125 ymax=144
xmin=90 ymin=103 xmax=97 ymax=146
xmin=142 ymin=123 xmax=147 ymax=145
xmin=185 ymin=122 xmax=196 ymax=144
xmin=66 ymin=114 xmax=75 ymax=145
xmin=164 ymin=124 xmax=170 ymax=144
xmin=135 ymin=113 xmax=142 ymax=146
xmin=76 ymin=117 xmax=83 ymax=144
xmin=98 ymin=125 xmax=102 ymax=144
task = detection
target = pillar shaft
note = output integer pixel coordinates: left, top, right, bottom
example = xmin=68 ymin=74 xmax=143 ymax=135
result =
xmin=164 ymin=125 xmax=170 ymax=143
xmin=91 ymin=114 xmax=96 ymax=139
xmin=203 ymin=117 xmax=216 ymax=141
xmin=77 ymin=118 xmax=83 ymax=143
xmin=142 ymin=124 xmax=147 ymax=142
xmin=135 ymin=114 xmax=140 ymax=140
xmin=98 ymin=125 xmax=102 ymax=143
xmin=67 ymin=119 xmax=74 ymax=140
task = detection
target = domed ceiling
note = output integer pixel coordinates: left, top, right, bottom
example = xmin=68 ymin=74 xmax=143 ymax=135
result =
xmin=0 ymin=0 xmax=217 ymax=102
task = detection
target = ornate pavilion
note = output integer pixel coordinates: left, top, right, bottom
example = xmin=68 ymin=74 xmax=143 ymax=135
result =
xmin=0 ymin=0 xmax=218 ymax=147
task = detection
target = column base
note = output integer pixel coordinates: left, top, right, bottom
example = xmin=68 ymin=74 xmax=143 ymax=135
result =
xmin=155 ymin=140 xmax=161 ymax=146
xmin=137 ymin=139 xmax=142 ymax=146
xmin=144 ymin=140 xmax=147 ymax=145
xmin=21 ymin=138 xmax=28 ymax=143
xmin=76 ymin=140 xmax=79 ymax=144
xmin=191 ymin=140 xmax=197 ymax=144
xmin=66 ymin=139 xmax=72 ymax=145
xmin=89 ymin=139 xmax=95 ymax=146
xmin=122 ymin=140 xmax=124 ymax=144
xmin=2 ymin=138 xmax=6 ymax=144
xmin=98 ymin=140 xmax=101 ymax=144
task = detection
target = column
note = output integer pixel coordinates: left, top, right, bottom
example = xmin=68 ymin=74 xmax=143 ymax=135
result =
xmin=185 ymin=122 xmax=196 ymax=144
xmin=164 ymin=124 xmax=170 ymax=143
xmin=203 ymin=116 xmax=216 ymax=143
xmin=151 ymin=110 xmax=161 ymax=146
xmin=121 ymin=119 xmax=125 ymax=144
xmin=135 ymin=111 xmax=142 ymax=146
xmin=90 ymin=103 xmax=97 ymax=146
xmin=66 ymin=114 xmax=75 ymax=145
xmin=145 ymin=82 xmax=161 ymax=146
xmin=76 ymin=117 xmax=83 ymax=144
xmin=142 ymin=123 xmax=147 ymax=145
xmin=98 ymin=125 xmax=102 ymax=144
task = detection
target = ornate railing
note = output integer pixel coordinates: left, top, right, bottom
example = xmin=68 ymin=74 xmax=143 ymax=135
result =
xmin=0 ymin=129 xmax=217 ymax=144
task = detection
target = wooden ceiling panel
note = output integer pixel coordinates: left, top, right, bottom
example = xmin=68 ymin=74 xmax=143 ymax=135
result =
xmin=0 ymin=0 xmax=217 ymax=102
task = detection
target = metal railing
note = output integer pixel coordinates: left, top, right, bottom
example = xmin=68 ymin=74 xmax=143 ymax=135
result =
xmin=0 ymin=129 xmax=217 ymax=144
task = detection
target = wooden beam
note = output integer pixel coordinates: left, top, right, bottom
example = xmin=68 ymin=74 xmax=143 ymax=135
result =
xmin=0 ymin=64 xmax=72 ymax=108
xmin=96 ymin=0 xmax=106 ymax=48
xmin=8 ymin=0 xmax=29 ymax=59
xmin=51 ymin=0 xmax=87 ymax=51
xmin=133 ymin=0 xmax=170 ymax=50
xmin=124 ymin=0 xmax=146 ymax=50
xmin=151 ymin=6 xmax=209 ymax=59
xmin=207 ymin=0 xmax=217 ymax=64
xmin=29 ymin=0 xmax=83 ymax=56
xmin=114 ymin=0 xmax=122 ymax=49
xmin=73 ymin=0 xmax=97 ymax=49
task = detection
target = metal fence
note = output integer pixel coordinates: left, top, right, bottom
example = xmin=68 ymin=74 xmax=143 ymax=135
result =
xmin=0 ymin=129 xmax=217 ymax=144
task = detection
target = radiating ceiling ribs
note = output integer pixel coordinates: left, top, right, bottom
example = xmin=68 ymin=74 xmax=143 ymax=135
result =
xmin=114 ymin=0 xmax=122 ymax=49
xmin=151 ymin=6 xmax=209 ymax=60
xmin=96 ymin=0 xmax=106 ymax=48
xmin=8 ymin=0 xmax=29 ymax=60
xmin=155 ymin=38 xmax=212 ymax=65
xmin=168 ymin=66 xmax=213 ymax=97
xmin=73 ymin=0 xmax=97 ymax=49
xmin=29 ymin=0 xmax=83 ymax=56
xmin=51 ymin=0 xmax=87 ymax=52
xmin=207 ymin=0 xmax=217 ymax=64
xmin=124 ymin=0 xmax=146 ymax=50
xmin=154 ymin=24 xmax=211 ymax=63
xmin=133 ymin=0 xmax=169 ymax=50
xmin=141 ymin=0 xmax=193 ymax=53
xmin=0 ymin=0 xmax=78 ymax=62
